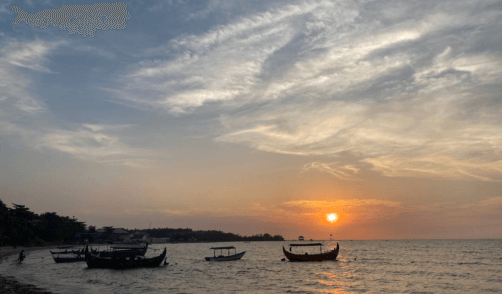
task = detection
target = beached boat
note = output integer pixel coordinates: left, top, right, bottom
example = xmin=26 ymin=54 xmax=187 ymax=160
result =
xmin=92 ymin=244 xmax=148 ymax=258
xmin=205 ymin=246 xmax=246 ymax=261
xmin=282 ymin=242 xmax=339 ymax=262
xmin=84 ymin=245 xmax=166 ymax=269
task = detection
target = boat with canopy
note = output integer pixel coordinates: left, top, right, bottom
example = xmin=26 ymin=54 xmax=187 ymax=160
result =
xmin=205 ymin=246 xmax=246 ymax=261
xmin=282 ymin=242 xmax=339 ymax=262
xmin=50 ymin=246 xmax=87 ymax=263
xmin=84 ymin=245 xmax=166 ymax=269
xmin=92 ymin=244 xmax=148 ymax=258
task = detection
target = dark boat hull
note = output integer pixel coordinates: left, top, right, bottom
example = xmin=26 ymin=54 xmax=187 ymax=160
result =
xmin=51 ymin=248 xmax=87 ymax=263
xmin=205 ymin=251 xmax=246 ymax=261
xmin=282 ymin=246 xmax=338 ymax=262
xmin=53 ymin=256 xmax=85 ymax=263
xmin=85 ymin=246 xmax=166 ymax=269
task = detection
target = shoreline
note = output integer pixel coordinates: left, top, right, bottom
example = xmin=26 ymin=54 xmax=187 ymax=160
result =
xmin=0 ymin=246 xmax=57 ymax=294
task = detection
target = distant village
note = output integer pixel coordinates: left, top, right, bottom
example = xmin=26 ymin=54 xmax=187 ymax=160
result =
xmin=81 ymin=227 xmax=284 ymax=244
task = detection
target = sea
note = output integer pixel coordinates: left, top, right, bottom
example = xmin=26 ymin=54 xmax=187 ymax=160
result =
xmin=1 ymin=239 xmax=501 ymax=293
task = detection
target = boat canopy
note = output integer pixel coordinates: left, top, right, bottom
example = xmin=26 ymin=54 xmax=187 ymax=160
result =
xmin=289 ymin=243 xmax=323 ymax=247
xmin=110 ymin=245 xmax=146 ymax=250
xmin=210 ymin=246 xmax=235 ymax=250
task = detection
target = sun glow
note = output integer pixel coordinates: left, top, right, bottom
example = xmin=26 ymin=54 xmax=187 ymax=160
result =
xmin=327 ymin=213 xmax=338 ymax=222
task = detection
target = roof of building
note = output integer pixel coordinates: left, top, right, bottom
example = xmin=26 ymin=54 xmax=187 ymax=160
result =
xmin=96 ymin=228 xmax=130 ymax=234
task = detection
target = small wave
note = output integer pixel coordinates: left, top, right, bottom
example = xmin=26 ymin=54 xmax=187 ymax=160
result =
xmin=457 ymin=262 xmax=482 ymax=265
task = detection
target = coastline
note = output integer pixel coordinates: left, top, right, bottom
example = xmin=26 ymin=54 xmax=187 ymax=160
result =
xmin=0 ymin=246 xmax=57 ymax=294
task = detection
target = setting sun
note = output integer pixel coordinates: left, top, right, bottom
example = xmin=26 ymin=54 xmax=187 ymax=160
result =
xmin=327 ymin=213 xmax=338 ymax=222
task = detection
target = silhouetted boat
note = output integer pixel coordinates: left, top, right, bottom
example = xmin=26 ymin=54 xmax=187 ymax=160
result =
xmin=84 ymin=245 xmax=166 ymax=269
xmin=282 ymin=242 xmax=339 ymax=262
xmin=51 ymin=246 xmax=87 ymax=263
xmin=92 ymin=244 xmax=148 ymax=258
xmin=205 ymin=246 xmax=246 ymax=261
xmin=50 ymin=246 xmax=85 ymax=255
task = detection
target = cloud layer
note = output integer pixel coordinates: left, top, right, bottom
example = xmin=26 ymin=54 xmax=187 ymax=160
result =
xmin=115 ymin=0 xmax=502 ymax=181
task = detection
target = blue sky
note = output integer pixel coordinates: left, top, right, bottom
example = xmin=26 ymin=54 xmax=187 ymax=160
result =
xmin=1 ymin=0 xmax=502 ymax=239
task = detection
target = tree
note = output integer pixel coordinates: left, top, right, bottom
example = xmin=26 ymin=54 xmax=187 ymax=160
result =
xmin=10 ymin=204 xmax=37 ymax=246
xmin=103 ymin=226 xmax=114 ymax=241
xmin=0 ymin=200 xmax=9 ymax=246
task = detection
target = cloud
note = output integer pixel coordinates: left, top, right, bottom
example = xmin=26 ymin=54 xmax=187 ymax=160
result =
xmin=0 ymin=41 xmax=159 ymax=168
xmin=38 ymin=124 xmax=162 ymax=167
xmin=478 ymin=197 xmax=502 ymax=207
xmin=115 ymin=0 xmax=361 ymax=113
xmin=303 ymin=161 xmax=359 ymax=180
xmin=0 ymin=40 xmax=65 ymax=140
xmin=216 ymin=2 xmax=502 ymax=180
xmin=109 ymin=1 xmax=502 ymax=180
xmin=0 ymin=40 xmax=62 ymax=117
xmin=363 ymin=155 xmax=502 ymax=182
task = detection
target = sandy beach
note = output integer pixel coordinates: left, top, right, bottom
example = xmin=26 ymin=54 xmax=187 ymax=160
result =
xmin=0 ymin=247 xmax=57 ymax=294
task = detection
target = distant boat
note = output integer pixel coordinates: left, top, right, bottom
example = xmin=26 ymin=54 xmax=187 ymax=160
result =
xmin=282 ymin=242 xmax=339 ymax=262
xmin=298 ymin=236 xmax=304 ymax=241
xmin=84 ymin=245 xmax=166 ymax=269
xmin=205 ymin=246 xmax=246 ymax=261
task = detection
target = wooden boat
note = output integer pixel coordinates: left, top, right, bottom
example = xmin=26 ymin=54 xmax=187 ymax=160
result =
xmin=84 ymin=245 xmax=166 ymax=269
xmin=50 ymin=246 xmax=85 ymax=255
xmin=282 ymin=242 xmax=339 ymax=262
xmin=205 ymin=246 xmax=246 ymax=261
xmin=92 ymin=244 xmax=148 ymax=258
xmin=51 ymin=246 xmax=87 ymax=263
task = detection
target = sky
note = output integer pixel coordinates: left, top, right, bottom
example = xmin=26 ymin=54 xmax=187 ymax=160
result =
xmin=1 ymin=0 xmax=502 ymax=240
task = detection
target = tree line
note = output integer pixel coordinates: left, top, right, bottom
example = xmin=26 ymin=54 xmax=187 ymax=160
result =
xmin=0 ymin=200 xmax=86 ymax=246
xmin=0 ymin=200 xmax=284 ymax=246
xmin=143 ymin=228 xmax=284 ymax=242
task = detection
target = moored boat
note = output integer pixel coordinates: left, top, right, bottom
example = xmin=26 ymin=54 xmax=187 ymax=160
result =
xmin=282 ymin=242 xmax=339 ymax=262
xmin=50 ymin=246 xmax=87 ymax=263
xmin=84 ymin=245 xmax=166 ymax=269
xmin=205 ymin=246 xmax=246 ymax=261
xmin=92 ymin=244 xmax=148 ymax=258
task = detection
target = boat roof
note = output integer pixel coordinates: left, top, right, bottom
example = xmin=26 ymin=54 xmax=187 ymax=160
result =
xmin=289 ymin=243 xmax=323 ymax=247
xmin=110 ymin=245 xmax=145 ymax=249
xmin=210 ymin=246 xmax=235 ymax=250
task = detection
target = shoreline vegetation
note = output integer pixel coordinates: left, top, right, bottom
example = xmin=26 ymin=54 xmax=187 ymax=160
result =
xmin=0 ymin=200 xmax=284 ymax=247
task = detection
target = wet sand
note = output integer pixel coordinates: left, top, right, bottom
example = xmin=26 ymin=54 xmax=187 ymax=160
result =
xmin=0 ymin=247 xmax=57 ymax=294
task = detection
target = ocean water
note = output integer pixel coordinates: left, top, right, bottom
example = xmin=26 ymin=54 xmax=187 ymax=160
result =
xmin=1 ymin=240 xmax=502 ymax=293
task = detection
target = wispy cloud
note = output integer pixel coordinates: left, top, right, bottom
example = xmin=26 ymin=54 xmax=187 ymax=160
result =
xmin=38 ymin=124 xmax=162 ymax=167
xmin=0 ymin=40 xmax=65 ymax=141
xmin=303 ymin=161 xmax=359 ymax=180
xmin=115 ymin=0 xmax=360 ymax=113
xmin=0 ymin=40 xmax=62 ymax=117
xmin=111 ymin=0 xmax=502 ymax=180
xmin=363 ymin=155 xmax=502 ymax=182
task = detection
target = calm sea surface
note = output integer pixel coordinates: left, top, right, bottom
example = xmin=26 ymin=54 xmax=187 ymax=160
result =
xmin=1 ymin=240 xmax=502 ymax=293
